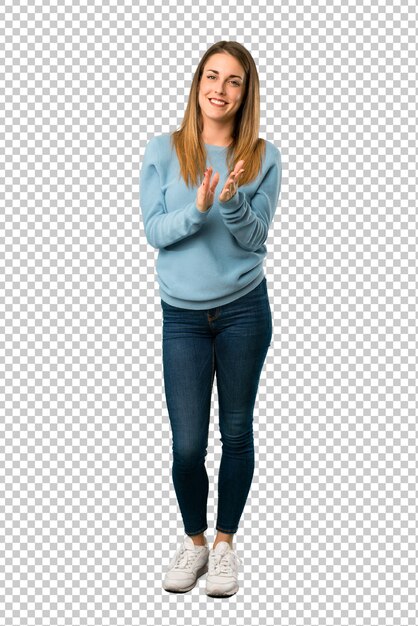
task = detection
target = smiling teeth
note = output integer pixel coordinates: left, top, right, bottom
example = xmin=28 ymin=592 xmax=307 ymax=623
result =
xmin=211 ymin=99 xmax=226 ymax=105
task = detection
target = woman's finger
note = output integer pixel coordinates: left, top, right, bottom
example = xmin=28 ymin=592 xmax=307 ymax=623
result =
xmin=234 ymin=160 xmax=245 ymax=174
xmin=210 ymin=171 xmax=220 ymax=193
xmin=227 ymin=169 xmax=244 ymax=189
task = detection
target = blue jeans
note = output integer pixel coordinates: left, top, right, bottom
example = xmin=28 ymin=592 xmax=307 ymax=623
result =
xmin=160 ymin=276 xmax=273 ymax=536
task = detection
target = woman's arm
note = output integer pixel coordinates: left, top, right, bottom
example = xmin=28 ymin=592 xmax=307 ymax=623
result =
xmin=139 ymin=137 xmax=211 ymax=249
xmin=218 ymin=148 xmax=282 ymax=252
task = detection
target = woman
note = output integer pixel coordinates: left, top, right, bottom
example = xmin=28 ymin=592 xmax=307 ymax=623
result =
xmin=140 ymin=40 xmax=282 ymax=597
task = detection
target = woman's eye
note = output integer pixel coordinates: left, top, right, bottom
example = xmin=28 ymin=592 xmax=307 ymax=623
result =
xmin=207 ymin=75 xmax=241 ymax=87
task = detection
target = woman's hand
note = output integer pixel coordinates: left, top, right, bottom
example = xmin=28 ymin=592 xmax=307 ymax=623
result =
xmin=196 ymin=160 xmax=245 ymax=212
xmin=218 ymin=160 xmax=245 ymax=203
xmin=196 ymin=166 xmax=220 ymax=212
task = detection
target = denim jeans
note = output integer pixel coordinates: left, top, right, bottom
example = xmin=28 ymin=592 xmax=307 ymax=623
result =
xmin=160 ymin=276 xmax=273 ymax=536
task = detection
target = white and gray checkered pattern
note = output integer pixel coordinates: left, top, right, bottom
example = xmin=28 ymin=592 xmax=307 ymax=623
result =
xmin=1 ymin=0 xmax=417 ymax=624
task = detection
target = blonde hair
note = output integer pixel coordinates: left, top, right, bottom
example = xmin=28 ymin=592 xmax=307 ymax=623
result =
xmin=170 ymin=40 xmax=267 ymax=189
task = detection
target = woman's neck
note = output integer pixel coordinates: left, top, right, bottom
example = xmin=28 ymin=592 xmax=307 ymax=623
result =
xmin=202 ymin=135 xmax=233 ymax=147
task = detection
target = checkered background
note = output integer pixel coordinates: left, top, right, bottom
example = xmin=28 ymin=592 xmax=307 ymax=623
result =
xmin=1 ymin=0 xmax=416 ymax=624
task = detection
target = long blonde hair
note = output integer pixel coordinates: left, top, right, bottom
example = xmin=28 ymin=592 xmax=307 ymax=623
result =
xmin=171 ymin=40 xmax=267 ymax=189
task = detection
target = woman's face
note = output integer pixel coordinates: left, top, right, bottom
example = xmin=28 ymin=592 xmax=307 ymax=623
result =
xmin=198 ymin=53 xmax=245 ymax=127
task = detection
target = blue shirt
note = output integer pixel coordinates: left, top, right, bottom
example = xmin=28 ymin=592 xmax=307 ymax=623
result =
xmin=139 ymin=132 xmax=282 ymax=309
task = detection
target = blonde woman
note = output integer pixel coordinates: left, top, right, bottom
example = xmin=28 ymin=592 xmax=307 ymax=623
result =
xmin=140 ymin=40 xmax=282 ymax=597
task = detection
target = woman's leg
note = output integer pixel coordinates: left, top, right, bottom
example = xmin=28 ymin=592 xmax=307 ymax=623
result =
xmin=213 ymin=279 xmax=273 ymax=535
xmin=161 ymin=302 xmax=215 ymax=536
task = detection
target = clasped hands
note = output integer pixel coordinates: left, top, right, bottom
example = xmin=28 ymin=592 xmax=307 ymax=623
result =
xmin=196 ymin=160 xmax=245 ymax=213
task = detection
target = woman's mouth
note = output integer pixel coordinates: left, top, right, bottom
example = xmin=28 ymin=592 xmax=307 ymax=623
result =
xmin=209 ymin=98 xmax=227 ymax=107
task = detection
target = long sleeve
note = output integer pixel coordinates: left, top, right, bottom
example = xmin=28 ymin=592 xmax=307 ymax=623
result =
xmin=216 ymin=147 xmax=282 ymax=252
xmin=139 ymin=137 xmax=211 ymax=249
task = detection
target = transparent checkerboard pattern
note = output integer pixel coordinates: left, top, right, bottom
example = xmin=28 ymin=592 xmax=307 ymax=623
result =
xmin=0 ymin=0 xmax=417 ymax=624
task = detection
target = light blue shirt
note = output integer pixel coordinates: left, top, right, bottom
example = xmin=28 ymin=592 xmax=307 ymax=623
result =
xmin=139 ymin=132 xmax=282 ymax=309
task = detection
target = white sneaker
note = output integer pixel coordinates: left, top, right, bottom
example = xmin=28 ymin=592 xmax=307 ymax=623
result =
xmin=206 ymin=541 xmax=242 ymax=597
xmin=163 ymin=535 xmax=209 ymax=593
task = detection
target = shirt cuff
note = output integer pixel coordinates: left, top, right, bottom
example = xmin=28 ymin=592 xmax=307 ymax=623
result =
xmin=218 ymin=190 xmax=241 ymax=209
xmin=194 ymin=203 xmax=212 ymax=216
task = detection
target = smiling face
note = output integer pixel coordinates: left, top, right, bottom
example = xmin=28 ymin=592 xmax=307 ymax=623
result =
xmin=198 ymin=52 xmax=245 ymax=136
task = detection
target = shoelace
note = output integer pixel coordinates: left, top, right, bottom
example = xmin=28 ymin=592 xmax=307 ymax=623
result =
xmin=169 ymin=546 xmax=204 ymax=571
xmin=209 ymin=550 xmax=242 ymax=576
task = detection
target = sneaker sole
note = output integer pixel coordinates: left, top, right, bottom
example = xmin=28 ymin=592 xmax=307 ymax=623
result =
xmin=206 ymin=587 xmax=238 ymax=598
xmin=206 ymin=580 xmax=239 ymax=597
xmin=163 ymin=563 xmax=208 ymax=593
